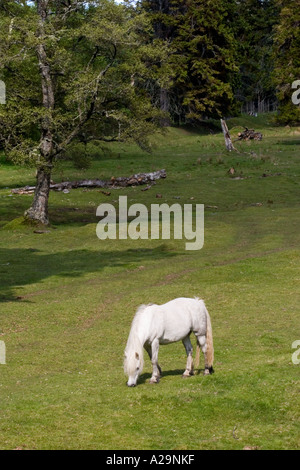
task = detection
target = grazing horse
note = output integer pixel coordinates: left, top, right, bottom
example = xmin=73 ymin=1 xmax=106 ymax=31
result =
xmin=124 ymin=297 xmax=214 ymax=387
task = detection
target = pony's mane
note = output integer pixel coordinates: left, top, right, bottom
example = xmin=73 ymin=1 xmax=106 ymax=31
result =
xmin=131 ymin=303 xmax=153 ymax=328
xmin=124 ymin=303 xmax=155 ymax=375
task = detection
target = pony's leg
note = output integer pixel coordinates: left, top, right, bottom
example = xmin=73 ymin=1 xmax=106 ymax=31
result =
xmin=182 ymin=336 xmax=194 ymax=377
xmin=145 ymin=342 xmax=162 ymax=373
xmin=197 ymin=335 xmax=211 ymax=375
xmin=149 ymin=339 xmax=161 ymax=384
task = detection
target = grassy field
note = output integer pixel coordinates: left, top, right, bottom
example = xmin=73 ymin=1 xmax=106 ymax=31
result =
xmin=0 ymin=115 xmax=299 ymax=450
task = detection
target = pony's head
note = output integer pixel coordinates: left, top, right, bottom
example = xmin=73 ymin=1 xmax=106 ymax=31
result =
xmin=124 ymin=304 xmax=147 ymax=387
xmin=124 ymin=348 xmax=143 ymax=387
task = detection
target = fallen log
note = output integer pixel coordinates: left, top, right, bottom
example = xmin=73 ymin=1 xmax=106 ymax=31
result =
xmin=11 ymin=169 xmax=167 ymax=195
xmin=236 ymin=128 xmax=263 ymax=141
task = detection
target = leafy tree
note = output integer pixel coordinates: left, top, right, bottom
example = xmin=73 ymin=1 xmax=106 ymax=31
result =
xmin=0 ymin=0 xmax=166 ymax=224
xmin=273 ymin=0 xmax=300 ymax=124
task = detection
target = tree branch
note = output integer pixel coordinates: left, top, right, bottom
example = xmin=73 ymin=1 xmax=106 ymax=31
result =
xmin=54 ymin=45 xmax=118 ymax=156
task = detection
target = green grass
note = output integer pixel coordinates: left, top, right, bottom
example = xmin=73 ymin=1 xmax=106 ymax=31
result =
xmin=0 ymin=115 xmax=299 ymax=449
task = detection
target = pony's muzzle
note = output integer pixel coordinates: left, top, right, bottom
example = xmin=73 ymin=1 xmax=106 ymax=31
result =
xmin=127 ymin=382 xmax=136 ymax=387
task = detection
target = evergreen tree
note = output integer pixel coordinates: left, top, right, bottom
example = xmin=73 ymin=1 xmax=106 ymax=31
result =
xmin=273 ymin=0 xmax=300 ymax=124
xmin=141 ymin=0 xmax=238 ymax=123
xmin=232 ymin=0 xmax=280 ymax=114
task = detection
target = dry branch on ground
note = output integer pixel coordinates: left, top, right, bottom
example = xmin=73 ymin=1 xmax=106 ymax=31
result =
xmin=11 ymin=169 xmax=167 ymax=194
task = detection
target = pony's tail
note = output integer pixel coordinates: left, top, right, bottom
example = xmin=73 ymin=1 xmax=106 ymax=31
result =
xmin=205 ymin=307 xmax=214 ymax=370
xmin=194 ymin=304 xmax=214 ymax=371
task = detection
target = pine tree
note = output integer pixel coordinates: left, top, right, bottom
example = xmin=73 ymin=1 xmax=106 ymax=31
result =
xmin=232 ymin=0 xmax=280 ymax=114
xmin=141 ymin=0 xmax=238 ymax=123
xmin=273 ymin=0 xmax=300 ymax=124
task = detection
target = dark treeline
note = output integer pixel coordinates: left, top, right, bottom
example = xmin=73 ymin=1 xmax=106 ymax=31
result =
xmin=139 ymin=0 xmax=299 ymax=125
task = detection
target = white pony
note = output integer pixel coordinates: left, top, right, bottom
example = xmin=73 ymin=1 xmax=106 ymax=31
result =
xmin=124 ymin=297 xmax=214 ymax=387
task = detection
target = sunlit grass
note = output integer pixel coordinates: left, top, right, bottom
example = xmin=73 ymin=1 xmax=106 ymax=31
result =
xmin=0 ymin=116 xmax=299 ymax=449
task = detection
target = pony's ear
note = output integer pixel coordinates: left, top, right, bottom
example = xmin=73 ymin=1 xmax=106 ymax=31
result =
xmin=135 ymin=352 xmax=140 ymax=360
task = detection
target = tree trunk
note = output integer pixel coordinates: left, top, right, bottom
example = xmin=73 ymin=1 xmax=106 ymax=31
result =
xmin=160 ymin=88 xmax=170 ymax=127
xmin=24 ymin=0 xmax=54 ymax=225
xmin=24 ymin=166 xmax=51 ymax=224
xmin=220 ymin=119 xmax=235 ymax=151
xmin=152 ymin=1 xmax=171 ymax=127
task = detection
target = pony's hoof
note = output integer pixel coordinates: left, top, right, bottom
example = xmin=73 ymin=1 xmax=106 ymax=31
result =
xmin=149 ymin=377 xmax=159 ymax=384
xmin=182 ymin=371 xmax=194 ymax=378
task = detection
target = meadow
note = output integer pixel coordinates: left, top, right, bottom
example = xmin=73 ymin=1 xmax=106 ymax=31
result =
xmin=0 ymin=115 xmax=299 ymax=449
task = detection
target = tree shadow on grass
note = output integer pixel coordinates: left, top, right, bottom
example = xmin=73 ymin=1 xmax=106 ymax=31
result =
xmin=279 ymin=139 xmax=300 ymax=146
xmin=0 ymin=245 xmax=177 ymax=302
xmin=0 ymin=200 xmax=98 ymax=227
